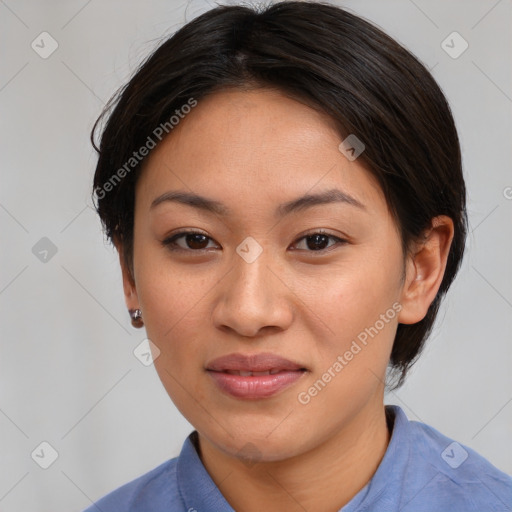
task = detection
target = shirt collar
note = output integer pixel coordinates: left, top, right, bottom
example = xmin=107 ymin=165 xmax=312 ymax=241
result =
xmin=176 ymin=405 xmax=409 ymax=511
xmin=340 ymin=404 xmax=410 ymax=511
xmin=176 ymin=430 xmax=235 ymax=511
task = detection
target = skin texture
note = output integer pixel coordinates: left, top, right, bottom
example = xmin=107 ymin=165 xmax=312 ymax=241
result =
xmin=116 ymin=88 xmax=454 ymax=511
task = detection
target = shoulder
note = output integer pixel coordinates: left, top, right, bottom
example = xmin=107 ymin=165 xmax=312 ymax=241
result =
xmin=402 ymin=410 xmax=512 ymax=511
xmin=82 ymin=456 xmax=185 ymax=512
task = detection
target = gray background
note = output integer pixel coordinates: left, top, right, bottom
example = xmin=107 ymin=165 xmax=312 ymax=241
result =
xmin=1 ymin=0 xmax=511 ymax=511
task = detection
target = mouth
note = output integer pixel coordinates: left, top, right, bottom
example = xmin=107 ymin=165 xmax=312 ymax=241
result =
xmin=205 ymin=352 xmax=308 ymax=400
xmin=223 ymin=369 xmax=293 ymax=376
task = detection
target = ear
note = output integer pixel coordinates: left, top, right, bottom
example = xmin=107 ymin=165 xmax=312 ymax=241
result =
xmin=114 ymin=236 xmax=140 ymax=311
xmin=397 ymin=215 xmax=455 ymax=325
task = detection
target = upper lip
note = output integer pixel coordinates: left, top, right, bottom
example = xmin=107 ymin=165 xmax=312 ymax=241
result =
xmin=206 ymin=352 xmax=306 ymax=372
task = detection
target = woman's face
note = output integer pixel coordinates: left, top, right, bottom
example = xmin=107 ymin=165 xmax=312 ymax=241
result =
xmin=124 ymin=88 xmax=412 ymax=461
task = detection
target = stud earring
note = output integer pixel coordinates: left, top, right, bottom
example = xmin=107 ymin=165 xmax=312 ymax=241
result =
xmin=129 ymin=308 xmax=144 ymax=328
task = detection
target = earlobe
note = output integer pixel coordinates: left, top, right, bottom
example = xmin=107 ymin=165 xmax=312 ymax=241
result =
xmin=397 ymin=216 xmax=454 ymax=325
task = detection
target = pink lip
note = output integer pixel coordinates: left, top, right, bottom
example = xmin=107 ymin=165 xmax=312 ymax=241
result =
xmin=206 ymin=352 xmax=308 ymax=400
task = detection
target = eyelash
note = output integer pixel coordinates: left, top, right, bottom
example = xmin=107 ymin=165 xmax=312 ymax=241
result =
xmin=161 ymin=229 xmax=347 ymax=254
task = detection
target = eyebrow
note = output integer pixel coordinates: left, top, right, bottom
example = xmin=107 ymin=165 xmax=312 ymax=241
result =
xmin=150 ymin=188 xmax=366 ymax=217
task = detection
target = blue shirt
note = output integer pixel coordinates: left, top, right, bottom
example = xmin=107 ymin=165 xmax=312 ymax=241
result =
xmin=83 ymin=405 xmax=512 ymax=511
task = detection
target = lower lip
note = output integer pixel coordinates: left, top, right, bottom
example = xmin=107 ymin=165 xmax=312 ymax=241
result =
xmin=207 ymin=370 xmax=306 ymax=399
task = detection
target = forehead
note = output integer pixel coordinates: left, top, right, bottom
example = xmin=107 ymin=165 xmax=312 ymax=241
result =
xmin=135 ymin=88 xmax=385 ymax=216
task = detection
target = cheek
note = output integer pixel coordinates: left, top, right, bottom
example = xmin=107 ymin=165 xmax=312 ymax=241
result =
xmin=139 ymin=272 xmax=207 ymax=362
xmin=317 ymin=249 xmax=402 ymax=366
xmin=300 ymin=274 xmax=399 ymax=426
xmin=137 ymin=264 xmax=210 ymax=417
xmin=134 ymin=237 xmax=210 ymax=332
xmin=324 ymin=250 xmax=401 ymax=319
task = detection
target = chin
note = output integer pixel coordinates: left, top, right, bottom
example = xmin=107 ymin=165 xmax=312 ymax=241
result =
xmin=204 ymin=423 xmax=311 ymax=463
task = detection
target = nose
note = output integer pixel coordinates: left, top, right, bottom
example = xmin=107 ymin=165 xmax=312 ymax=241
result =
xmin=211 ymin=246 xmax=294 ymax=338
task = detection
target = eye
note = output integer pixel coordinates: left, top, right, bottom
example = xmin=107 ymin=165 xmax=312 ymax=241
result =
xmin=162 ymin=230 xmax=218 ymax=252
xmin=162 ymin=229 xmax=347 ymax=253
xmin=291 ymin=230 xmax=347 ymax=252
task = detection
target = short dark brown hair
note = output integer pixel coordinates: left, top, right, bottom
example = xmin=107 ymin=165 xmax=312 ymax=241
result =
xmin=91 ymin=1 xmax=468 ymax=389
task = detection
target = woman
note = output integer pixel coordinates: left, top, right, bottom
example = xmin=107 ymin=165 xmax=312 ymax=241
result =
xmin=85 ymin=1 xmax=512 ymax=511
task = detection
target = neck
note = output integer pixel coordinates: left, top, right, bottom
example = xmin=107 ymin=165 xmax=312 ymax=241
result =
xmin=196 ymin=402 xmax=392 ymax=512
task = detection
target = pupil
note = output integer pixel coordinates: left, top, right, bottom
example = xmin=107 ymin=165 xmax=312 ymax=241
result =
xmin=307 ymin=234 xmax=328 ymax=250
xmin=187 ymin=234 xmax=208 ymax=249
